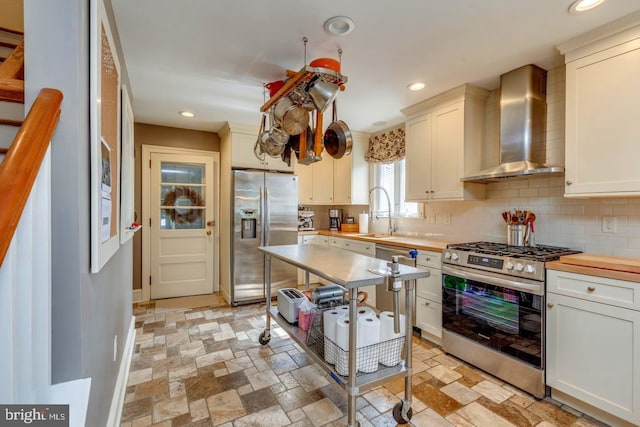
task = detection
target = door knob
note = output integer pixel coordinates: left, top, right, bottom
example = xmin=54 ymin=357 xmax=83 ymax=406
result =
xmin=206 ymin=230 xmax=212 ymax=236
xmin=207 ymin=220 xmax=215 ymax=227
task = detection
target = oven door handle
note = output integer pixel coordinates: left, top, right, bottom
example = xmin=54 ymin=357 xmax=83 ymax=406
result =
xmin=442 ymin=265 xmax=543 ymax=295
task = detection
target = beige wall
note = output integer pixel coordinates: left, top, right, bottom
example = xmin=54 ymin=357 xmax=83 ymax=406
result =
xmin=0 ymin=0 xmax=23 ymax=32
xmin=133 ymin=123 xmax=220 ymax=290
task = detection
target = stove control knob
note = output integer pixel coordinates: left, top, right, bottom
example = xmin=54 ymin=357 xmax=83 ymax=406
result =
xmin=526 ymin=264 xmax=536 ymax=274
xmin=515 ymin=263 xmax=524 ymax=272
xmin=505 ymin=262 xmax=514 ymax=270
xmin=444 ymin=251 xmax=452 ymax=260
xmin=451 ymin=253 xmax=459 ymax=261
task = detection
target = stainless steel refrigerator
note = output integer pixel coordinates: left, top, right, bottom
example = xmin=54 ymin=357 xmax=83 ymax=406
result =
xmin=231 ymin=170 xmax=298 ymax=304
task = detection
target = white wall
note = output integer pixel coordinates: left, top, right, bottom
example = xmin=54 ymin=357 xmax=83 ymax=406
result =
xmin=373 ymin=66 xmax=640 ymax=258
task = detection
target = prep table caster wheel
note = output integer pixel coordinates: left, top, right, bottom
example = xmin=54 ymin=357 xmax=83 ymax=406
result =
xmin=259 ymin=331 xmax=270 ymax=345
xmin=392 ymin=401 xmax=412 ymax=424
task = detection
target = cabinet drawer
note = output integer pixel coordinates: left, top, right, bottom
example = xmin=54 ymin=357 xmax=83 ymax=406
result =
xmin=416 ymin=269 xmax=442 ymax=301
xmin=328 ymin=237 xmax=344 ymax=248
xmin=416 ymin=250 xmax=442 ymax=269
xmin=547 ymin=270 xmax=640 ymax=311
xmin=343 ymin=239 xmax=375 ymax=256
xmin=416 ymin=296 xmax=442 ymax=340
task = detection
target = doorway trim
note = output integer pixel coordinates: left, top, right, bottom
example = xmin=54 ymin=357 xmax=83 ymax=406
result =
xmin=141 ymin=145 xmax=220 ymax=302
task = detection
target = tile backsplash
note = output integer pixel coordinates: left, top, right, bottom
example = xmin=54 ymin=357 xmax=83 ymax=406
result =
xmin=386 ymin=178 xmax=640 ymax=258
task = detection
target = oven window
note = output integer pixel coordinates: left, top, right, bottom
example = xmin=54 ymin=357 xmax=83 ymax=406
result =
xmin=442 ymin=274 xmax=543 ymax=368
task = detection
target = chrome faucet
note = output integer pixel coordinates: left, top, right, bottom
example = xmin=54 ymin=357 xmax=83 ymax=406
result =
xmin=368 ymin=186 xmax=393 ymax=236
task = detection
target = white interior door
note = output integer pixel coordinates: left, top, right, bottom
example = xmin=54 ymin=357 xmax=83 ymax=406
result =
xmin=150 ymin=153 xmax=215 ymax=299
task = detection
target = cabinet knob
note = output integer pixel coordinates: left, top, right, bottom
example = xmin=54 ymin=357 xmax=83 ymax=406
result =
xmin=425 ymin=257 xmax=431 ymax=261
xmin=206 ymin=230 xmax=212 ymax=236
xmin=424 ymin=301 xmax=430 ymax=306
xmin=587 ymin=286 xmax=595 ymax=292
xmin=566 ymin=180 xmax=572 ymax=186
xmin=430 ymin=190 xmax=435 ymax=193
xmin=547 ymin=303 xmax=554 ymax=308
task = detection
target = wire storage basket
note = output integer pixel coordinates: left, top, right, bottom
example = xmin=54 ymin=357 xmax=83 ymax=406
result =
xmin=305 ymin=305 xmax=406 ymax=379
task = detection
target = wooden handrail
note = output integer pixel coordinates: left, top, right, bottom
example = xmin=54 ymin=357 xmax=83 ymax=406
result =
xmin=0 ymin=41 xmax=24 ymax=79
xmin=0 ymin=88 xmax=63 ymax=266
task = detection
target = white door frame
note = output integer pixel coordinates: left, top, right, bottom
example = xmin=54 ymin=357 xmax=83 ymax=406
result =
xmin=141 ymin=145 xmax=220 ymax=302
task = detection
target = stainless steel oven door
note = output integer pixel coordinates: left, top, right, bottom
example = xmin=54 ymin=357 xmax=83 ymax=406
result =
xmin=442 ymin=265 xmax=544 ymax=369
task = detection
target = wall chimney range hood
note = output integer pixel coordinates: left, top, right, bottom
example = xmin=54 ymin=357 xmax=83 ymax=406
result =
xmin=461 ymin=64 xmax=564 ymax=183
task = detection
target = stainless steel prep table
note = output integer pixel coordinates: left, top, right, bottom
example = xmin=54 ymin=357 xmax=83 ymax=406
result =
xmin=258 ymin=244 xmax=429 ymax=426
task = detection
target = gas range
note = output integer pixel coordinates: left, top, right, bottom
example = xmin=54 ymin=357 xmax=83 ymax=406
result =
xmin=443 ymin=241 xmax=581 ymax=282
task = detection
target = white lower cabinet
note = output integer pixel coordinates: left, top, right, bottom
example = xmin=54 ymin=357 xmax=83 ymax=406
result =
xmin=546 ymin=270 xmax=640 ymax=426
xmin=298 ymin=235 xmax=329 ymax=285
xmin=414 ymin=250 xmax=443 ymax=344
xmin=327 ymin=236 xmax=376 ymax=307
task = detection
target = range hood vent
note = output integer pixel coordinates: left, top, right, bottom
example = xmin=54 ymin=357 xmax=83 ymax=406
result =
xmin=462 ymin=64 xmax=564 ymax=183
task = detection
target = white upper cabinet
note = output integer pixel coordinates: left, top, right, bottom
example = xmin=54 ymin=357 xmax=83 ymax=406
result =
xmin=296 ymin=130 xmax=370 ymax=205
xmin=558 ymin=14 xmax=640 ymax=197
xmin=401 ymin=84 xmax=488 ymax=201
xmin=219 ymin=122 xmax=294 ymax=172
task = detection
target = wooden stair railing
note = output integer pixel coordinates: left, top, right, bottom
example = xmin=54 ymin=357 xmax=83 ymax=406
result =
xmin=0 ymin=87 xmax=63 ymax=266
xmin=0 ymin=41 xmax=24 ymax=80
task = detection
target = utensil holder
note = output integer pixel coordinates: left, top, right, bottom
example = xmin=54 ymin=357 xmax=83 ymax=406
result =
xmin=507 ymin=224 xmax=529 ymax=246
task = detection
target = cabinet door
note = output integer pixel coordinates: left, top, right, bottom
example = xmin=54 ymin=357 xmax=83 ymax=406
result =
xmin=333 ymin=155 xmax=352 ymax=204
xmin=546 ymin=293 xmax=640 ymax=424
xmin=311 ymin=158 xmax=334 ymax=204
xmin=405 ymin=113 xmax=432 ymax=200
xmin=416 ymin=269 xmax=442 ymax=302
xmin=416 ymin=296 xmax=442 ymax=342
xmin=295 ymin=161 xmax=313 ymax=204
xmin=230 ymin=132 xmax=266 ymax=169
xmin=565 ymin=39 xmax=640 ymax=197
xmin=432 ymin=102 xmax=464 ymax=200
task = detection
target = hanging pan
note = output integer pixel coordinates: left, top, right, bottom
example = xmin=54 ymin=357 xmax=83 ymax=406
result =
xmin=323 ymin=100 xmax=352 ymax=159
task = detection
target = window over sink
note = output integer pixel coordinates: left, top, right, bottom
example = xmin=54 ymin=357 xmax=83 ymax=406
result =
xmin=370 ymin=160 xmax=422 ymax=218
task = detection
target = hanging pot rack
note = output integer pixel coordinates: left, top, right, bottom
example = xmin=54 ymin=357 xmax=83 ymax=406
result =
xmin=256 ymin=38 xmax=349 ymax=165
xmin=259 ymin=65 xmax=347 ymax=113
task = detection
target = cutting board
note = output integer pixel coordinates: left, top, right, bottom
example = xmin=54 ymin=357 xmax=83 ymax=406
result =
xmin=558 ymin=254 xmax=640 ymax=274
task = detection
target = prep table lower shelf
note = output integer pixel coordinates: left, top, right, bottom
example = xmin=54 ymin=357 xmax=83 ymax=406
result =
xmin=268 ymin=305 xmax=408 ymax=391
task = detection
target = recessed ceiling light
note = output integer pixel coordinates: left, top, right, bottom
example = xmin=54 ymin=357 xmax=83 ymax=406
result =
xmin=407 ymin=82 xmax=426 ymax=91
xmin=179 ymin=111 xmax=195 ymax=118
xmin=373 ymin=121 xmax=387 ymax=126
xmin=569 ymin=0 xmax=606 ymax=14
xmin=324 ymin=16 xmax=355 ymax=36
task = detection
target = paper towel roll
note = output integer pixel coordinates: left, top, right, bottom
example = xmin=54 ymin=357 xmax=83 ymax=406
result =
xmin=336 ymin=305 xmax=350 ymax=317
xmin=323 ymin=310 xmax=342 ymax=364
xmin=357 ymin=316 xmax=381 ymax=373
xmin=379 ymin=311 xmax=406 ymax=340
xmin=358 ymin=213 xmax=369 ymax=234
xmin=379 ymin=311 xmax=406 ymax=367
xmin=356 ymin=306 xmax=376 ymax=319
xmin=335 ymin=318 xmax=351 ymax=376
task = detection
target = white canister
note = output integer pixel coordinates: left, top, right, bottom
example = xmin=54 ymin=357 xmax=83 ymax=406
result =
xmin=358 ymin=213 xmax=369 ymax=234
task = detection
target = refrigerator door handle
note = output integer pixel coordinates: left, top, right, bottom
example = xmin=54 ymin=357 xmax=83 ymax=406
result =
xmin=259 ymin=186 xmax=265 ymax=247
xmin=264 ymin=186 xmax=270 ymax=246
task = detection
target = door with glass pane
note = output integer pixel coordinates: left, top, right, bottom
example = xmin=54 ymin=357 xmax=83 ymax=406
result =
xmin=150 ymin=153 xmax=215 ymax=299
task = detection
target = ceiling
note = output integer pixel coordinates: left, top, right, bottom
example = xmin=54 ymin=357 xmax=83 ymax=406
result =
xmin=111 ymin=0 xmax=640 ymax=134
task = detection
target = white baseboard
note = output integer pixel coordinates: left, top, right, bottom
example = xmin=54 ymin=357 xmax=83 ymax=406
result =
xmin=132 ymin=289 xmax=142 ymax=303
xmin=106 ymin=316 xmax=136 ymax=427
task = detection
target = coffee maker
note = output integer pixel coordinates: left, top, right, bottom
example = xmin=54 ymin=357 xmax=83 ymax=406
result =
xmin=329 ymin=208 xmax=343 ymax=231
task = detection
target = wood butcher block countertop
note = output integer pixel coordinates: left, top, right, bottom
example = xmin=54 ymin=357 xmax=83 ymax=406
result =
xmin=547 ymin=253 xmax=640 ymax=283
xmin=298 ymin=230 xmax=451 ymax=252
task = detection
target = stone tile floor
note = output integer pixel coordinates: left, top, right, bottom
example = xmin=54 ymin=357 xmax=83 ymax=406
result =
xmin=121 ymin=296 xmax=608 ymax=427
